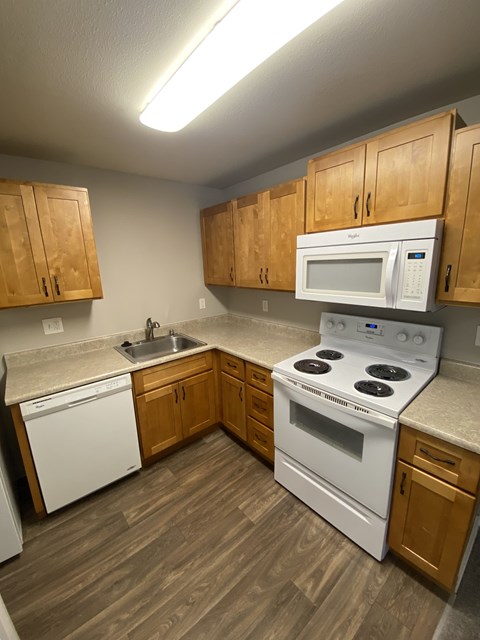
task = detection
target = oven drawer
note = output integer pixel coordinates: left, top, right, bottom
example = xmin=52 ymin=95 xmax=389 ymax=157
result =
xmin=398 ymin=425 xmax=480 ymax=494
xmin=246 ymin=386 xmax=273 ymax=429
xmin=247 ymin=417 xmax=274 ymax=463
xmin=245 ymin=362 xmax=273 ymax=394
xmin=220 ymin=352 xmax=245 ymax=380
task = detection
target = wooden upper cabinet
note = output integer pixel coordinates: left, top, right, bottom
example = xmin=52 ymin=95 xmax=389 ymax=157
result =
xmin=306 ymin=145 xmax=365 ymax=232
xmin=364 ymin=112 xmax=454 ymax=225
xmin=34 ymin=185 xmax=102 ymax=302
xmin=233 ymin=191 xmax=268 ymax=288
xmin=437 ymin=125 xmax=480 ymax=306
xmin=0 ymin=183 xmax=53 ymax=308
xmin=306 ymin=111 xmax=458 ymax=232
xmin=266 ymin=179 xmax=305 ymax=290
xmin=200 ymin=200 xmax=235 ymax=286
xmin=0 ymin=179 xmax=103 ymax=309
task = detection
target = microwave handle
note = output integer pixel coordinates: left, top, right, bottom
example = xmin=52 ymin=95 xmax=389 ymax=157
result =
xmin=385 ymin=244 xmax=399 ymax=307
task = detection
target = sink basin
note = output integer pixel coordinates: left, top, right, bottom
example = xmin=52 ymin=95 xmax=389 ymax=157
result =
xmin=115 ymin=333 xmax=206 ymax=364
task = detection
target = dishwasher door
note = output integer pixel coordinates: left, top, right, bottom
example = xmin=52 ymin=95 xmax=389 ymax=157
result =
xmin=20 ymin=374 xmax=141 ymax=513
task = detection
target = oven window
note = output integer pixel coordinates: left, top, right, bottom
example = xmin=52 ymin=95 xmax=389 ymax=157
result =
xmin=290 ymin=401 xmax=364 ymax=461
xmin=306 ymin=256 xmax=384 ymax=294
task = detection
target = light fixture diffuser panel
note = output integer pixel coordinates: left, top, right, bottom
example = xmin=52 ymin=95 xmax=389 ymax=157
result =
xmin=140 ymin=0 xmax=345 ymax=132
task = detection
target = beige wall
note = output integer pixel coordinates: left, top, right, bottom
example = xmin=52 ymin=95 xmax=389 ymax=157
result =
xmin=221 ymin=94 xmax=480 ymax=365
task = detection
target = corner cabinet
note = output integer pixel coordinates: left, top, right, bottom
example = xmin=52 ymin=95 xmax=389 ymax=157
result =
xmin=388 ymin=425 xmax=480 ymax=592
xmin=306 ymin=110 xmax=460 ymax=232
xmin=0 ymin=180 xmax=103 ymax=309
xmin=233 ymin=179 xmax=305 ymax=291
xmin=132 ymin=351 xmax=217 ymax=463
xmin=200 ymin=200 xmax=235 ymax=286
xmin=436 ymin=125 xmax=480 ymax=306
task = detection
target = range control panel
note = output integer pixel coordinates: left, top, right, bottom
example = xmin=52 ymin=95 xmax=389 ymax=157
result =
xmin=320 ymin=313 xmax=443 ymax=357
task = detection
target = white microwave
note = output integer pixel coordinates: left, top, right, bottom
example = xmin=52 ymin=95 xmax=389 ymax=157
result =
xmin=296 ymin=219 xmax=444 ymax=311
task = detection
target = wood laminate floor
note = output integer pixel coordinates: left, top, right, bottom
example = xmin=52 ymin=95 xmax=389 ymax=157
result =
xmin=0 ymin=429 xmax=449 ymax=640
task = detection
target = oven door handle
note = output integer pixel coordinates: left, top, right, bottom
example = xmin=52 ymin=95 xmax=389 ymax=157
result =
xmin=385 ymin=243 xmax=399 ymax=307
xmin=272 ymin=372 xmax=398 ymax=430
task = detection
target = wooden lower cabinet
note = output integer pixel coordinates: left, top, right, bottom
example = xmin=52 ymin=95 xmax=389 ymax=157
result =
xmin=388 ymin=426 xmax=480 ymax=591
xmin=133 ymin=353 xmax=217 ymax=463
xmin=247 ymin=417 xmax=274 ymax=462
xmin=220 ymin=372 xmax=246 ymax=441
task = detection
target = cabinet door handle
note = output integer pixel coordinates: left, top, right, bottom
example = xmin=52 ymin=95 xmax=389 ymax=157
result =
xmin=265 ymin=267 xmax=269 ymax=285
xmin=239 ymin=387 xmax=243 ymax=402
xmin=229 ymin=267 xmax=234 ymax=282
xmin=174 ymin=388 xmax=178 ymax=403
xmin=444 ymin=264 xmax=452 ymax=292
xmin=419 ymin=447 xmax=455 ymax=466
xmin=42 ymin=277 xmax=49 ymax=297
xmin=259 ymin=268 xmax=263 ymax=284
xmin=53 ymin=274 xmax=61 ymax=295
xmin=354 ymin=194 xmax=359 ymax=219
xmin=400 ymin=471 xmax=407 ymax=495
xmin=182 ymin=386 xmax=186 ymax=401
xmin=365 ymin=192 xmax=371 ymax=217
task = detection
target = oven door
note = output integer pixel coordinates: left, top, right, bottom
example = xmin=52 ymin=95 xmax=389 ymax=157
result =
xmin=296 ymin=241 xmax=399 ymax=307
xmin=273 ymin=373 xmax=398 ymax=518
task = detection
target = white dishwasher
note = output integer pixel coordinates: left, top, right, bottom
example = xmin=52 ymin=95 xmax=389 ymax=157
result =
xmin=20 ymin=373 xmax=141 ymax=513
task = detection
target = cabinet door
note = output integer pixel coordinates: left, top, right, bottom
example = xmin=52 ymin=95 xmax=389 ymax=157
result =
xmin=233 ymin=192 xmax=268 ymax=288
xmin=180 ymin=371 xmax=216 ymax=438
xmin=265 ymin=179 xmax=305 ymax=291
xmin=200 ymin=201 xmax=235 ymax=286
xmin=306 ymin=145 xmax=365 ymax=232
xmin=221 ymin=372 xmax=246 ymax=441
xmin=388 ymin=461 xmax=475 ymax=591
xmin=136 ymin=383 xmax=183 ymax=459
xmin=364 ymin=112 xmax=453 ymax=225
xmin=0 ymin=183 xmax=53 ymax=308
xmin=34 ymin=185 xmax=103 ymax=302
xmin=437 ymin=126 xmax=480 ymax=305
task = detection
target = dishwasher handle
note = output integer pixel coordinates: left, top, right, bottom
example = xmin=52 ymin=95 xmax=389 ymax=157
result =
xmin=67 ymin=395 xmax=98 ymax=408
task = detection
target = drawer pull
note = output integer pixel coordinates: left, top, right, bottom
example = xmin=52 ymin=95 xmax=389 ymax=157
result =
xmin=226 ymin=361 xmax=237 ymax=369
xmin=400 ymin=471 xmax=407 ymax=495
xmin=255 ymin=431 xmax=267 ymax=444
xmin=253 ymin=401 xmax=266 ymax=412
xmin=252 ymin=373 xmax=265 ymax=382
xmin=419 ymin=447 xmax=455 ymax=466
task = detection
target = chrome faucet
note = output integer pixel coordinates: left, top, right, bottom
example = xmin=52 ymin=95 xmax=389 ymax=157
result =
xmin=145 ymin=317 xmax=160 ymax=341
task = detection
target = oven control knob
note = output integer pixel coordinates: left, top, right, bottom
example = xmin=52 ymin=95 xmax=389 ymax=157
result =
xmin=326 ymin=320 xmax=335 ymax=329
xmin=413 ymin=334 xmax=425 ymax=345
xmin=396 ymin=332 xmax=408 ymax=343
xmin=336 ymin=322 xmax=345 ymax=332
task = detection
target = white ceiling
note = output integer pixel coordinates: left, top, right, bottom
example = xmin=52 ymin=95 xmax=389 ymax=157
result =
xmin=1 ymin=0 xmax=480 ymax=188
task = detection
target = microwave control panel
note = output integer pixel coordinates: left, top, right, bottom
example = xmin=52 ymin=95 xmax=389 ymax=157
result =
xmin=402 ymin=251 xmax=427 ymax=300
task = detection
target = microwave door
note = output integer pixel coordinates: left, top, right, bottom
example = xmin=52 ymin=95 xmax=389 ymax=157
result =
xmin=296 ymin=242 xmax=400 ymax=308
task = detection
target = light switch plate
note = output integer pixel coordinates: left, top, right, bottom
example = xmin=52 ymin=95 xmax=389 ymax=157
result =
xmin=262 ymin=300 xmax=268 ymax=312
xmin=475 ymin=325 xmax=480 ymax=346
xmin=199 ymin=298 xmax=206 ymax=309
xmin=42 ymin=317 xmax=64 ymax=334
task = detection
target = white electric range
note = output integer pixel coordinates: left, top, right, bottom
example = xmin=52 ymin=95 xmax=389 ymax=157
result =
xmin=272 ymin=312 xmax=443 ymax=560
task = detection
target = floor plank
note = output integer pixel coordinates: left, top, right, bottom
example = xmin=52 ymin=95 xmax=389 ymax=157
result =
xmin=0 ymin=430 xmax=449 ymax=640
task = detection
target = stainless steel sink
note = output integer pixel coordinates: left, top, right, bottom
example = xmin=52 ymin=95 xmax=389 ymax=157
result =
xmin=115 ymin=333 xmax=206 ymax=364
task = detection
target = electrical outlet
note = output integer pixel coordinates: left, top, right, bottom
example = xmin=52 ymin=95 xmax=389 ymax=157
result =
xmin=199 ymin=298 xmax=206 ymax=310
xmin=475 ymin=325 xmax=480 ymax=346
xmin=262 ymin=300 xmax=268 ymax=312
xmin=42 ymin=317 xmax=64 ymax=334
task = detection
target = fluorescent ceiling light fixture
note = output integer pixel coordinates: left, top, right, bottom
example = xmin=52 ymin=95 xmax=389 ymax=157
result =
xmin=140 ymin=0 xmax=345 ymax=132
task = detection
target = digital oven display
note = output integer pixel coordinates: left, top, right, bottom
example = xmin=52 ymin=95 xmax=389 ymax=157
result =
xmin=407 ymin=252 xmax=426 ymax=260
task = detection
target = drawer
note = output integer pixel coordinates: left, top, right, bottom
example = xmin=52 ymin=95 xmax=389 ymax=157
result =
xmin=220 ymin=352 xmax=245 ymax=380
xmin=247 ymin=417 xmax=274 ymax=463
xmin=245 ymin=362 xmax=273 ymax=394
xmin=398 ymin=424 xmax=480 ymax=495
xmin=133 ymin=350 xmax=213 ymax=395
xmin=246 ymin=385 xmax=273 ymax=429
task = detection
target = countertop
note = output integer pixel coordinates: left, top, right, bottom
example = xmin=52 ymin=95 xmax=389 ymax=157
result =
xmin=399 ymin=359 xmax=480 ymax=455
xmin=4 ymin=314 xmax=318 ymax=406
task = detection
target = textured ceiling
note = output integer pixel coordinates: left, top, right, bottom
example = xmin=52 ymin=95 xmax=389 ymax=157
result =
xmin=1 ymin=0 xmax=480 ymax=188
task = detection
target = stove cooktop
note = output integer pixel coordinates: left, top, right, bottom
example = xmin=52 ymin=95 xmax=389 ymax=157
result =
xmin=273 ymin=313 xmax=443 ymax=418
